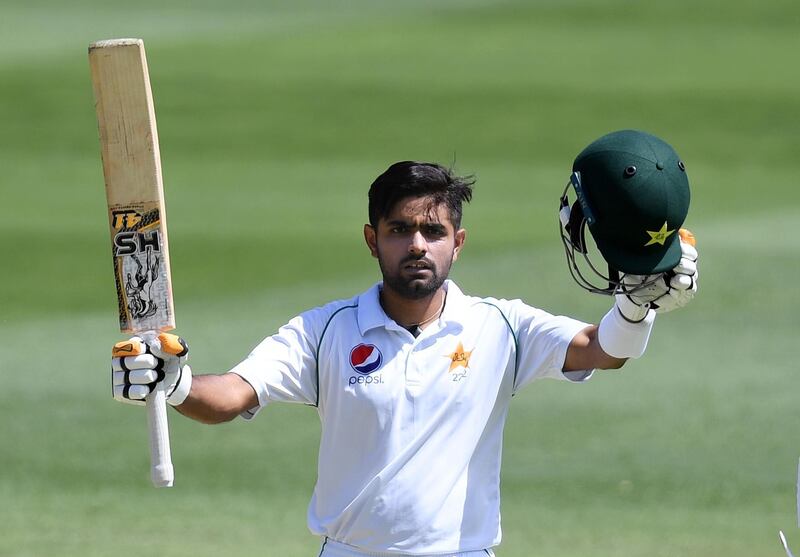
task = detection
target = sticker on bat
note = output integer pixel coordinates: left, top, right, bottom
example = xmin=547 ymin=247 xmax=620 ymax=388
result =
xmin=114 ymin=229 xmax=161 ymax=256
xmin=110 ymin=205 xmax=173 ymax=332
xmin=122 ymin=244 xmax=162 ymax=320
xmin=111 ymin=209 xmax=144 ymax=229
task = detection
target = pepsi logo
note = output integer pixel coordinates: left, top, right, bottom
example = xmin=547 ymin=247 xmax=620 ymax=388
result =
xmin=350 ymin=343 xmax=383 ymax=375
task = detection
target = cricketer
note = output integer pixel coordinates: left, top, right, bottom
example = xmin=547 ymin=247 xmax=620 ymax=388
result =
xmin=111 ymin=130 xmax=699 ymax=556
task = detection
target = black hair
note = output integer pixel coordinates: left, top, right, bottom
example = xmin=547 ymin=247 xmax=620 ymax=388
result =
xmin=367 ymin=161 xmax=474 ymax=228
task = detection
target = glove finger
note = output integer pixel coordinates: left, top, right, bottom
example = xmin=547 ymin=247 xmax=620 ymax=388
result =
xmin=155 ymin=333 xmax=189 ymax=358
xmin=112 ymin=336 xmax=146 ymax=357
xmin=127 ymin=383 xmax=151 ymax=400
xmin=112 ymin=370 xmax=127 ymax=389
xmin=673 ymin=257 xmax=697 ymax=276
xmin=669 ymin=273 xmax=694 ymax=291
xmin=117 ymin=353 xmax=160 ymax=371
xmin=112 ymin=369 xmax=159 ymax=388
xmin=680 ymin=242 xmax=698 ymax=262
xmin=127 ymin=368 xmax=160 ymax=385
xmin=113 ymin=383 xmax=148 ymax=405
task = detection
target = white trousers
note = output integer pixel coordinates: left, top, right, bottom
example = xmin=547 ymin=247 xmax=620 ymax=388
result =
xmin=318 ymin=538 xmax=496 ymax=557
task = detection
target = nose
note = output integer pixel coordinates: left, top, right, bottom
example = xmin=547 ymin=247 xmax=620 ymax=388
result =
xmin=408 ymin=230 xmax=427 ymax=255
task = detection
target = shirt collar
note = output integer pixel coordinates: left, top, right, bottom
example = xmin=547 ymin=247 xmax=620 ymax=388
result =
xmin=439 ymin=280 xmax=469 ymax=324
xmin=357 ymin=282 xmax=387 ymax=335
xmin=356 ymin=280 xmax=468 ymax=336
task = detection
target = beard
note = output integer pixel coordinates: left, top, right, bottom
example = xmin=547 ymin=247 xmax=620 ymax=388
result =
xmin=377 ymin=252 xmax=451 ymax=300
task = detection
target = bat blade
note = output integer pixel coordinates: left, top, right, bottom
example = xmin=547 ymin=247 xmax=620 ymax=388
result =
xmin=90 ymin=38 xmax=175 ymax=488
xmin=90 ymin=38 xmax=175 ymax=334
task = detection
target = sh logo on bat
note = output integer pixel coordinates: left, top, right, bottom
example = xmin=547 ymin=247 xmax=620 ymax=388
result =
xmin=111 ymin=209 xmax=162 ymax=256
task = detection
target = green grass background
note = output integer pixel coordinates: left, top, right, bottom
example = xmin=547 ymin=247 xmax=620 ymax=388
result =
xmin=1 ymin=1 xmax=799 ymax=555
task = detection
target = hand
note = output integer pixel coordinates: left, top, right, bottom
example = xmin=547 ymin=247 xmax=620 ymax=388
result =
xmin=112 ymin=332 xmax=192 ymax=407
xmin=616 ymin=229 xmax=699 ymax=320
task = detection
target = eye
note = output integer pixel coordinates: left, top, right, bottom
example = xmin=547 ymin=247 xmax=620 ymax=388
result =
xmin=422 ymin=224 xmax=447 ymax=237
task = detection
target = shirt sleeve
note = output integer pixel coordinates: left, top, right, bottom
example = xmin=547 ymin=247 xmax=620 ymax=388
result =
xmin=228 ymin=309 xmax=323 ymax=419
xmin=503 ymin=299 xmax=594 ymax=393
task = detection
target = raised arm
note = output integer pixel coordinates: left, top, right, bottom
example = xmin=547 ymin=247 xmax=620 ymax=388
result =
xmin=112 ymin=334 xmax=258 ymax=425
xmin=564 ymin=325 xmax=626 ymax=371
xmin=175 ymin=373 xmax=258 ymax=424
xmin=563 ymin=232 xmax=698 ymax=372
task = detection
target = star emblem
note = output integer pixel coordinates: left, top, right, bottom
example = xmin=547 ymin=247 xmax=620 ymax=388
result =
xmin=644 ymin=222 xmax=675 ymax=246
xmin=446 ymin=341 xmax=472 ymax=372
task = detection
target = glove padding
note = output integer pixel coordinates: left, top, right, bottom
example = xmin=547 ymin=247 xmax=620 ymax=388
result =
xmin=616 ymin=229 xmax=699 ymax=321
xmin=112 ymin=332 xmax=192 ymax=407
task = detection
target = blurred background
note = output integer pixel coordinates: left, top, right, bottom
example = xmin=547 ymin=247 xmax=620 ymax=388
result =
xmin=1 ymin=1 xmax=798 ymax=555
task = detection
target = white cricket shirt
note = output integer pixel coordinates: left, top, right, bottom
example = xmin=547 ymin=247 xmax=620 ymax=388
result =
xmin=230 ymin=280 xmax=591 ymax=555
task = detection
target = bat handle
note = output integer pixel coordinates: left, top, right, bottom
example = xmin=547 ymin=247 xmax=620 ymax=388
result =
xmin=146 ymin=382 xmax=174 ymax=487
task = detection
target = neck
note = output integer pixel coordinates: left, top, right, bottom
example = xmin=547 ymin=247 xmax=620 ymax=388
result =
xmin=380 ymin=286 xmax=446 ymax=330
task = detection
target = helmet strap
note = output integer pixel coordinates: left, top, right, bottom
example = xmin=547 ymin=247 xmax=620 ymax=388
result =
xmin=568 ymin=201 xmax=587 ymax=254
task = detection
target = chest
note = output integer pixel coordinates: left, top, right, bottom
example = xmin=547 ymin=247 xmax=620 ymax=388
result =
xmin=316 ymin=316 xmax=517 ymax=428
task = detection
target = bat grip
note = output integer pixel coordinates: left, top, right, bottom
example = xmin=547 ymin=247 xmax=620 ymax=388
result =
xmin=146 ymin=383 xmax=174 ymax=487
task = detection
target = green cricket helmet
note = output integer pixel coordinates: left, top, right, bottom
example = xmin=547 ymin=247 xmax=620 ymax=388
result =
xmin=559 ymin=129 xmax=691 ymax=295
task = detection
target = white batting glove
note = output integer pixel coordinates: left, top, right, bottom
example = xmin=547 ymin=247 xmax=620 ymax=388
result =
xmin=616 ymin=229 xmax=699 ymax=320
xmin=598 ymin=230 xmax=697 ymax=359
xmin=111 ymin=333 xmax=192 ymax=407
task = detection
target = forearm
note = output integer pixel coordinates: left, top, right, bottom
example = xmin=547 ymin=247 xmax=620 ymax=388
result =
xmin=175 ymin=373 xmax=258 ymax=425
xmin=564 ymin=325 xmax=627 ymax=372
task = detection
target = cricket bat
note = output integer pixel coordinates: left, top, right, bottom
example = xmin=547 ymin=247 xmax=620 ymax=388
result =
xmin=89 ymin=38 xmax=176 ymax=488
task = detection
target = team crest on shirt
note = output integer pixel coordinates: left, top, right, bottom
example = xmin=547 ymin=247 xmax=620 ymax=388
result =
xmin=350 ymin=343 xmax=383 ymax=375
xmin=446 ymin=341 xmax=473 ymax=382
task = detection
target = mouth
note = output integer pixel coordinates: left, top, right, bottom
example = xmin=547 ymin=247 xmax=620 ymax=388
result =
xmin=403 ymin=260 xmax=433 ymax=274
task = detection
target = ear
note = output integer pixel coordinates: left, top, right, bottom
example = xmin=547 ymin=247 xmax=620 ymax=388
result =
xmin=364 ymin=224 xmax=378 ymax=258
xmin=452 ymin=228 xmax=466 ymax=262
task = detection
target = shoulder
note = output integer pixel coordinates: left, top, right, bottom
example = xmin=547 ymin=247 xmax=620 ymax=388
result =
xmin=454 ymin=289 xmax=547 ymax=323
xmin=448 ymin=283 xmax=568 ymax=332
xmin=291 ymin=292 xmax=361 ymax=334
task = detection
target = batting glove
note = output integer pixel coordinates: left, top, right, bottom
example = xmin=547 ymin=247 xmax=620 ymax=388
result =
xmin=112 ymin=333 xmax=192 ymax=407
xmin=616 ymin=228 xmax=699 ymax=321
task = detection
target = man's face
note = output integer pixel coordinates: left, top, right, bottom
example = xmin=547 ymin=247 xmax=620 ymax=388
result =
xmin=364 ymin=196 xmax=466 ymax=300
